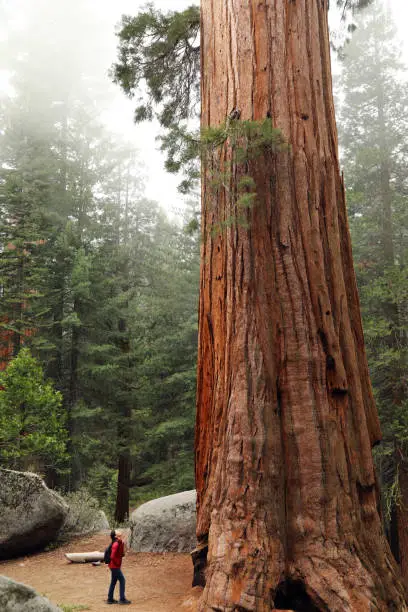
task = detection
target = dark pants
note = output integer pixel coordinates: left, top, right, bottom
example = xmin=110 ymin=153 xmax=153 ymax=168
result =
xmin=108 ymin=568 xmax=126 ymax=602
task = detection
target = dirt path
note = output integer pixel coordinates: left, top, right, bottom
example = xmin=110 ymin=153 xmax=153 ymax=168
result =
xmin=0 ymin=532 xmax=202 ymax=611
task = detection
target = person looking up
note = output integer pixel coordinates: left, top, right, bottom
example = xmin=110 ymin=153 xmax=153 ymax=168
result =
xmin=107 ymin=529 xmax=131 ymax=605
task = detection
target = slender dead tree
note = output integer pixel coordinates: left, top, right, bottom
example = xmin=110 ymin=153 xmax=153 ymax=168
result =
xmin=195 ymin=1 xmax=407 ymax=610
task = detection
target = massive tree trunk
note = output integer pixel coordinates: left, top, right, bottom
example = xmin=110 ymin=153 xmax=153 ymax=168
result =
xmin=195 ymin=1 xmax=407 ymax=610
xmin=396 ymin=454 xmax=408 ymax=589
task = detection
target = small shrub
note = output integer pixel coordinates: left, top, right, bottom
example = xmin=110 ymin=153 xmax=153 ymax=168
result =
xmin=58 ymin=488 xmax=107 ymax=541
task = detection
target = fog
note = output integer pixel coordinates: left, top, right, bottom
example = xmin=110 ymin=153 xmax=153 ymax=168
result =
xmin=0 ymin=0 xmax=407 ymax=216
xmin=0 ymin=0 xmax=194 ymax=216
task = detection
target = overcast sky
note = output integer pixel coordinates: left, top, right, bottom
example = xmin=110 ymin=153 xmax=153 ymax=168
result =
xmin=1 ymin=0 xmax=407 ymax=217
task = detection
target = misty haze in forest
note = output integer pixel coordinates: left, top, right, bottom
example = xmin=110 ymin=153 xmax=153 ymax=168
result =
xmin=0 ymin=0 xmax=192 ymax=213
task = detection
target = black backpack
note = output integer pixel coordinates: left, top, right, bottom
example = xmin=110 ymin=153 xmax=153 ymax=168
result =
xmin=104 ymin=542 xmax=113 ymax=564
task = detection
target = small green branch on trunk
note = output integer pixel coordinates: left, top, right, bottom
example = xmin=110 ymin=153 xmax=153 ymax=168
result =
xmin=201 ymin=118 xmax=288 ymax=235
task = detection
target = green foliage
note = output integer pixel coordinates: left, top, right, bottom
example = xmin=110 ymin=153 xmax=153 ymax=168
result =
xmin=85 ymin=463 xmax=118 ymax=518
xmin=159 ymin=123 xmax=201 ymax=193
xmin=112 ymin=4 xmax=200 ymax=128
xmin=201 ymin=119 xmax=287 ymax=234
xmin=338 ymin=0 xmax=408 ymax=527
xmin=59 ymin=605 xmax=89 ymax=612
xmin=0 ymin=122 xmax=58 ymax=353
xmin=0 ymin=348 xmax=68 ymax=472
xmin=1 ymin=1 xmax=200 ymax=515
xmin=112 ymin=4 xmax=199 ymax=191
xmin=202 ymin=118 xmax=287 ymax=158
xmin=126 ymin=214 xmax=199 ymax=503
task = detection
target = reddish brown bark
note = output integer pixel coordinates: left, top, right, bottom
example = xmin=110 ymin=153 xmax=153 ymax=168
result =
xmin=0 ymin=321 xmax=14 ymax=371
xmin=195 ymin=1 xmax=406 ymax=610
xmin=396 ymin=453 xmax=408 ymax=588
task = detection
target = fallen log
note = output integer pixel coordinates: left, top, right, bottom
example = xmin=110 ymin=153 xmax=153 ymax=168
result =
xmin=65 ymin=551 xmax=104 ymax=563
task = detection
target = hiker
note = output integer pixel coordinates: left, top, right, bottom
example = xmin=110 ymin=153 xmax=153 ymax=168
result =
xmin=107 ymin=529 xmax=131 ymax=605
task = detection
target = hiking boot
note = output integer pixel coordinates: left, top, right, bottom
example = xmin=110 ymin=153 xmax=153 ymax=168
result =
xmin=106 ymin=599 xmax=118 ymax=604
xmin=119 ymin=600 xmax=131 ymax=605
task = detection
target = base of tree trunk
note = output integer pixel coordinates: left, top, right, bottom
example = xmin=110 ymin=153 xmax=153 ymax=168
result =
xmin=396 ymin=459 xmax=408 ymax=589
xmin=191 ymin=542 xmax=208 ymax=587
xmin=196 ymin=524 xmax=406 ymax=611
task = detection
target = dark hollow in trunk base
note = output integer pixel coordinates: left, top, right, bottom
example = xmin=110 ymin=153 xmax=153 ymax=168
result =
xmin=274 ymin=579 xmax=323 ymax=611
xmin=191 ymin=543 xmax=208 ymax=587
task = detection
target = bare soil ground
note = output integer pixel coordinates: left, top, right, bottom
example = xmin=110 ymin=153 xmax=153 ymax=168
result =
xmin=0 ymin=532 xmax=202 ymax=611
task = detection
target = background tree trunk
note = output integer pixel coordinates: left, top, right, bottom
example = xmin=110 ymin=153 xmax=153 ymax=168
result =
xmin=195 ymin=1 xmax=406 ymax=610
xmin=114 ymin=310 xmax=131 ymax=523
xmin=114 ymin=439 xmax=131 ymax=524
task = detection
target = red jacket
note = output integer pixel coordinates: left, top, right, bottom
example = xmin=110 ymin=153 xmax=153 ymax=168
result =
xmin=109 ymin=538 xmax=124 ymax=569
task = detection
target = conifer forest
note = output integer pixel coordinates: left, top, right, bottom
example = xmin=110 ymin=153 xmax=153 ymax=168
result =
xmin=1 ymin=0 xmax=408 ymax=609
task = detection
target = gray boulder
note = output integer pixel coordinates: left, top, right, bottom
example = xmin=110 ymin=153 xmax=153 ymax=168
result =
xmin=87 ymin=509 xmax=110 ymax=532
xmin=0 ymin=576 xmax=62 ymax=611
xmin=130 ymin=489 xmax=196 ymax=553
xmin=0 ymin=469 xmax=68 ymax=560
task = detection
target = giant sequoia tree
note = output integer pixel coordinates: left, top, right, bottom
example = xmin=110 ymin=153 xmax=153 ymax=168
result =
xmin=114 ymin=1 xmax=407 ymax=609
xmin=195 ymin=2 xmax=407 ymax=609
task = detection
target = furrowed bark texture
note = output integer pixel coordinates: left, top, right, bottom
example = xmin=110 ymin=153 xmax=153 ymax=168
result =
xmin=195 ymin=1 xmax=407 ymax=610
xmin=396 ymin=453 xmax=408 ymax=588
